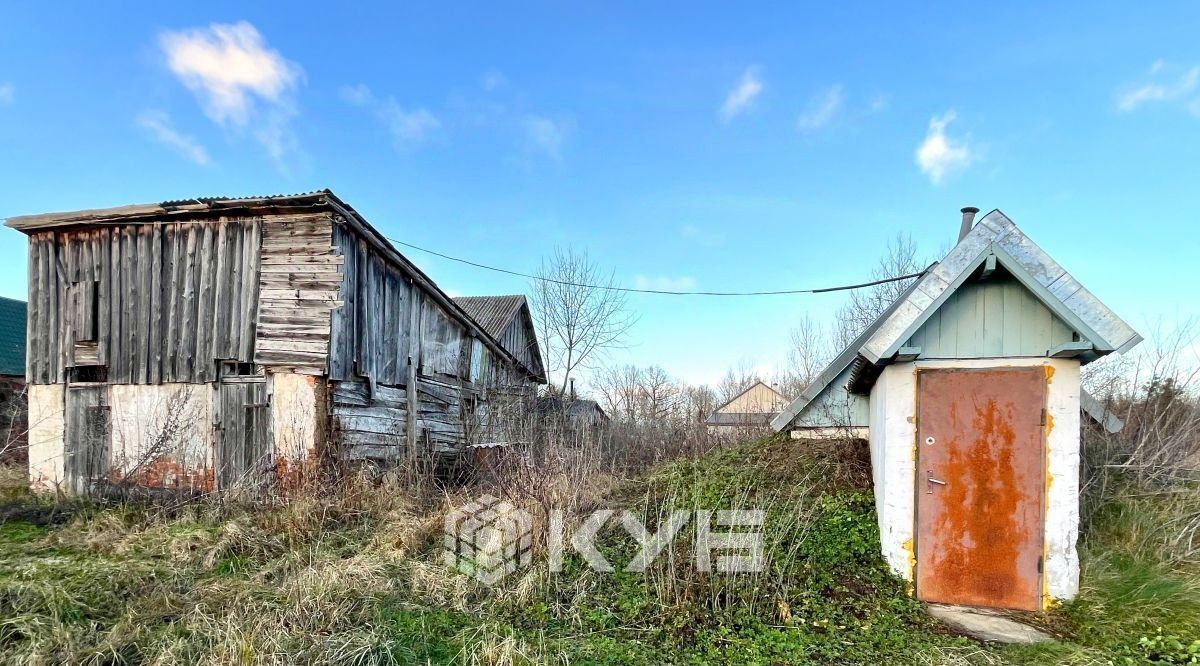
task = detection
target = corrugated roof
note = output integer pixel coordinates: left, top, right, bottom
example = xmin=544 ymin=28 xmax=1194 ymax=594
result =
xmin=0 ymin=296 xmax=27 ymax=377
xmin=453 ymin=295 xmax=526 ymax=341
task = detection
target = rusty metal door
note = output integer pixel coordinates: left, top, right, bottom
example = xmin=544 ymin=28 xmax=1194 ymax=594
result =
xmin=916 ymin=367 xmax=1046 ymax=610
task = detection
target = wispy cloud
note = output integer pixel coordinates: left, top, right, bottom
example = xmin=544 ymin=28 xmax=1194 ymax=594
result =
xmin=915 ymin=110 xmax=975 ymax=185
xmin=867 ymin=93 xmax=889 ymax=114
xmin=482 ymin=69 xmax=508 ymax=92
xmin=720 ymin=67 xmax=763 ymax=122
xmin=680 ymin=224 xmax=724 ymax=248
xmin=796 ymin=84 xmax=844 ymax=132
xmin=633 ymin=275 xmax=697 ymax=292
xmin=0 ymin=83 xmax=13 ymax=106
xmin=523 ymin=115 xmax=570 ymax=160
xmin=340 ymin=84 xmax=440 ymax=146
xmin=136 ymin=110 xmax=211 ymax=165
xmin=382 ymin=102 xmax=440 ymax=143
xmin=338 ymin=83 xmax=373 ymax=106
xmin=1117 ymin=60 xmax=1200 ymax=114
xmin=159 ymin=21 xmax=303 ymax=167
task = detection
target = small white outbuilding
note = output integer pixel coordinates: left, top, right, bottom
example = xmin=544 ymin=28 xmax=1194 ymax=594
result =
xmin=772 ymin=208 xmax=1139 ymax=611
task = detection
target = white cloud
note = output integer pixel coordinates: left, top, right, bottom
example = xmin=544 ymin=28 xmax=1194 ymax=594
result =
xmin=523 ymin=115 xmax=570 ymax=159
xmin=796 ymin=84 xmax=844 ymax=131
xmin=136 ymin=110 xmax=211 ymax=165
xmin=0 ymin=83 xmax=13 ymax=106
xmin=915 ymin=110 xmax=975 ymax=185
xmin=159 ymin=22 xmax=303 ymax=167
xmin=1117 ymin=61 xmax=1200 ymax=114
xmin=482 ymin=69 xmax=508 ymax=92
xmin=339 ymin=83 xmax=440 ymax=146
xmin=680 ymin=224 xmax=724 ymax=247
xmin=633 ymin=275 xmax=697 ymax=292
xmin=382 ymin=101 xmax=440 ymax=143
xmin=338 ymin=83 xmax=373 ymax=106
xmin=867 ymin=93 xmax=889 ymax=114
xmin=720 ymin=67 xmax=763 ymax=122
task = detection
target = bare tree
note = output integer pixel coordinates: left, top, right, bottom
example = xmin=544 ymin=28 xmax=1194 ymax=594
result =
xmin=593 ymin=364 xmax=644 ymax=422
xmin=637 ymin=365 xmax=681 ymax=422
xmin=834 ymin=233 xmax=924 ymax=347
xmin=782 ymin=314 xmax=833 ymax=397
xmin=716 ymin=360 xmax=761 ymax=404
xmin=530 ymin=247 xmax=638 ymax=395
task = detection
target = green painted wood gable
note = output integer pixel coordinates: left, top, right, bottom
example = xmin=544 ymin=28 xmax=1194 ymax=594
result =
xmin=904 ymin=273 xmax=1080 ymax=359
xmin=792 ymin=363 xmax=870 ymax=428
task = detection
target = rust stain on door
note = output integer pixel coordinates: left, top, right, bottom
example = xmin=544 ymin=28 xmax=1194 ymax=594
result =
xmin=916 ymin=367 xmax=1045 ymax=611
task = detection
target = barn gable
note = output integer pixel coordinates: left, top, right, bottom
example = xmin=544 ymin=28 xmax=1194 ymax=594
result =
xmin=773 ymin=209 xmax=1139 ymax=433
xmin=453 ymin=295 xmax=546 ymax=383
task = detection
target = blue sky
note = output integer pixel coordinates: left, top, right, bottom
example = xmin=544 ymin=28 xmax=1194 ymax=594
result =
xmin=1 ymin=3 xmax=1198 ymax=387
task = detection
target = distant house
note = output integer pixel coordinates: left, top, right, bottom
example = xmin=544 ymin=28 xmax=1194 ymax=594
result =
xmin=772 ymin=207 xmax=1139 ymax=613
xmin=536 ymin=395 xmax=609 ymax=430
xmin=0 ymin=296 xmax=27 ymax=466
xmin=705 ymin=381 xmax=788 ymax=432
xmin=5 ymin=191 xmax=545 ymax=494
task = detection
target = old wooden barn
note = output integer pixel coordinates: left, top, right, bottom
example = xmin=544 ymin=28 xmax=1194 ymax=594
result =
xmin=6 ymin=190 xmax=546 ymax=494
xmin=772 ymin=208 xmax=1139 ymax=611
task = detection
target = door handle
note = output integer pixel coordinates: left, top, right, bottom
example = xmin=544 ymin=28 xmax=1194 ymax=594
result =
xmin=926 ymin=471 xmax=947 ymax=493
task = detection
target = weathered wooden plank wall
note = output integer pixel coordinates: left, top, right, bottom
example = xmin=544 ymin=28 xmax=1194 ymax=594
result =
xmin=25 ymin=220 xmax=262 ymax=385
xmin=255 ymin=214 xmax=343 ymax=373
xmin=326 ymin=222 xmax=535 ymax=459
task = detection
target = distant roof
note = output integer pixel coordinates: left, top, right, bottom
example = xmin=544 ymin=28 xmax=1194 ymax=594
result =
xmin=772 ymin=209 xmax=1140 ymax=432
xmin=710 ymin=380 xmax=787 ymax=415
xmin=536 ymin=396 xmax=608 ymax=420
xmin=453 ymin=295 xmax=527 ymax=340
xmin=0 ymin=297 xmax=26 ymax=377
xmin=705 ymin=412 xmax=776 ymax=426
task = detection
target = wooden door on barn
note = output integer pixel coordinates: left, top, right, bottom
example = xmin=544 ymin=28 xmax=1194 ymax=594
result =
xmin=65 ymin=385 xmax=111 ymax=495
xmin=915 ymin=367 xmax=1046 ymax=610
xmin=215 ymin=379 xmax=272 ymax=490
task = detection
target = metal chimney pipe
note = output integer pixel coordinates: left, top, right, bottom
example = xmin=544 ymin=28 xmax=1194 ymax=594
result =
xmin=958 ymin=206 xmax=980 ymax=242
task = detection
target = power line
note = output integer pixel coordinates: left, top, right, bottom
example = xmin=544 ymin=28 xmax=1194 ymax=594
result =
xmin=386 ymin=236 xmax=926 ymax=296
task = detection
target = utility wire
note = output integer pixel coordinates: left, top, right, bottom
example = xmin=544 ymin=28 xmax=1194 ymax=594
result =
xmin=386 ymin=236 xmax=926 ymax=296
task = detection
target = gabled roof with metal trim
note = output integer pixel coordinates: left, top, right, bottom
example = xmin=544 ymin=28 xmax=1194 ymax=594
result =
xmin=772 ymin=209 xmax=1141 ymax=432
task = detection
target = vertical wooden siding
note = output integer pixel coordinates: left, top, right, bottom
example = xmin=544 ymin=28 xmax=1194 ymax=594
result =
xmin=327 ymin=222 xmax=535 ymax=457
xmin=25 ymin=219 xmax=261 ymax=384
xmin=904 ymin=275 xmax=1078 ymax=359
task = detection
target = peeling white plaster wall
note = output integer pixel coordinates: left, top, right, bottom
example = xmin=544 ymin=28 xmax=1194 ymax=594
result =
xmin=27 ymin=384 xmax=64 ymax=492
xmin=868 ymin=364 xmax=918 ymax=580
xmin=868 ymin=357 xmax=1081 ymax=605
xmin=108 ymin=384 xmax=213 ymax=477
xmin=271 ymin=373 xmax=320 ymax=461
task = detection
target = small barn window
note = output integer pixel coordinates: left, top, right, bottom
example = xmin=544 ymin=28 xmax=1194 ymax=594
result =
xmin=220 ymin=361 xmax=260 ymax=378
xmin=69 ymin=365 xmax=108 ymax=383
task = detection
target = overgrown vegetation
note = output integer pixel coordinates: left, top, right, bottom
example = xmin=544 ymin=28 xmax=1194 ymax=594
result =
xmin=2 ymin=430 xmax=1197 ymax=665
